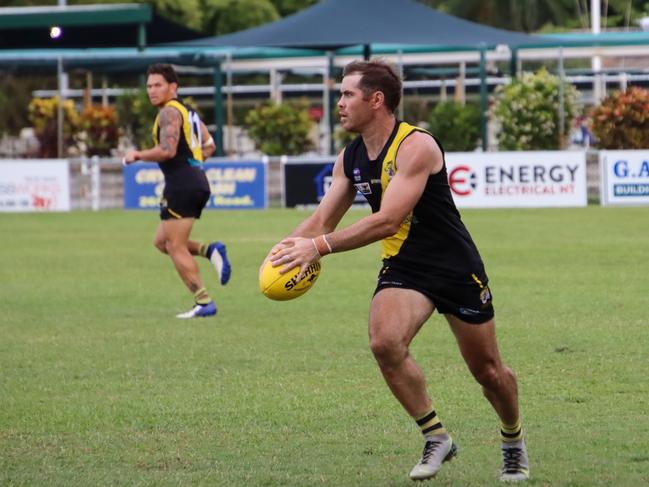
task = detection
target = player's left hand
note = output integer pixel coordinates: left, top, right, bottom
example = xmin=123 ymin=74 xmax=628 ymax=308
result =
xmin=270 ymin=237 xmax=320 ymax=282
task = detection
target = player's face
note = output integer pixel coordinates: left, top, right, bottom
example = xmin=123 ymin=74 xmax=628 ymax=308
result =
xmin=338 ymin=74 xmax=374 ymax=133
xmin=146 ymin=74 xmax=176 ymax=108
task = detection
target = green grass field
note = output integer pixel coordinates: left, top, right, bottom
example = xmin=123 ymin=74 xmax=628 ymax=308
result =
xmin=1 ymin=207 xmax=648 ymax=486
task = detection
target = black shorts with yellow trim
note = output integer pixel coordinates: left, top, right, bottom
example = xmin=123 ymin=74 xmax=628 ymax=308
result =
xmin=159 ymin=189 xmax=211 ymax=220
xmin=374 ymin=262 xmax=495 ymax=325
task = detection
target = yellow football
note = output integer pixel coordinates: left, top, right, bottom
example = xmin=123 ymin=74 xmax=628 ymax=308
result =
xmin=259 ymin=259 xmax=321 ymax=301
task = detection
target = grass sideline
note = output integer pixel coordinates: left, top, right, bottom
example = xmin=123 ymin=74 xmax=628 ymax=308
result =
xmin=1 ymin=207 xmax=648 ymax=487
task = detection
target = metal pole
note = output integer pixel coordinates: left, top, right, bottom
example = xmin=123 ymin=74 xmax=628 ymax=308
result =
xmin=510 ymin=47 xmax=518 ymax=79
xmin=591 ymin=0 xmax=603 ymax=102
xmin=397 ymin=50 xmax=404 ymax=121
xmin=479 ymin=45 xmax=488 ymax=151
xmin=226 ymin=52 xmax=234 ymax=155
xmin=322 ymin=65 xmax=330 ymax=155
xmin=213 ymin=62 xmax=225 ymax=157
xmin=137 ymin=23 xmax=146 ymax=51
xmin=327 ymin=51 xmax=336 ymax=155
xmin=57 ymin=56 xmax=65 ymax=159
xmin=558 ymin=47 xmax=565 ymax=147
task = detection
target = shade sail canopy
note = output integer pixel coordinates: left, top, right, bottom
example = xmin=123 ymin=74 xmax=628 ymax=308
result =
xmin=178 ymin=0 xmax=552 ymax=50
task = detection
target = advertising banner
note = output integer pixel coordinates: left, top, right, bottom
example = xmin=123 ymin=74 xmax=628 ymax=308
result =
xmin=0 ymin=160 xmax=70 ymax=212
xmin=123 ymin=160 xmax=267 ymax=210
xmin=445 ymin=151 xmax=587 ymax=208
xmin=283 ymin=157 xmax=366 ymax=208
xmin=599 ymin=150 xmax=649 ymax=206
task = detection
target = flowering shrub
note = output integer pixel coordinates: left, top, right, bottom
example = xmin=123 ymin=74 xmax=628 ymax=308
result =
xmin=244 ymin=99 xmax=314 ymax=155
xmin=78 ymin=105 xmax=119 ymax=157
xmin=428 ymin=101 xmax=481 ymax=151
xmin=590 ymin=86 xmax=649 ymax=149
xmin=492 ymin=69 xmax=578 ymax=150
xmin=28 ymin=97 xmax=81 ymax=157
xmin=115 ymin=88 xmax=158 ymax=148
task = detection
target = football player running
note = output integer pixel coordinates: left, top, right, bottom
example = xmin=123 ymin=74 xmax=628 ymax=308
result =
xmin=267 ymin=59 xmax=529 ymax=482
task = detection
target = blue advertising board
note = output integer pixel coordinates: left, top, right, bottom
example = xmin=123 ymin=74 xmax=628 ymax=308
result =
xmin=124 ymin=160 xmax=267 ymax=210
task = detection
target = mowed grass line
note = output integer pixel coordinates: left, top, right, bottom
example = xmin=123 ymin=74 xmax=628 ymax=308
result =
xmin=1 ymin=207 xmax=648 ymax=487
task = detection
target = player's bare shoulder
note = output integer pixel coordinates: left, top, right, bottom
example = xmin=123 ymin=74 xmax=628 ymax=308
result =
xmin=158 ymin=105 xmax=182 ymax=127
xmin=397 ymin=130 xmax=443 ymax=175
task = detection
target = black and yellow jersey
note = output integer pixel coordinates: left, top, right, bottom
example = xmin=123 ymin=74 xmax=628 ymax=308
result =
xmin=152 ymin=99 xmax=210 ymax=192
xmin=342 ymin=120 xmax=486 ymax=281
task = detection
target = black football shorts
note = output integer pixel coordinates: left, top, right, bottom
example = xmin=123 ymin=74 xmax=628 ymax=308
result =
xmin=159 ymin=189 xmax=211 ymax=220
xmin=374 ymin=262 xmax=495 ymax=325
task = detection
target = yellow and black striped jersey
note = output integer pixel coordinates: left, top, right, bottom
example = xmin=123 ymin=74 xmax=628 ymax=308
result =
xmin=343 ymin=121 xmax=486 ymax=280
xmin=152 ymin=99 xmax=209 ymax=192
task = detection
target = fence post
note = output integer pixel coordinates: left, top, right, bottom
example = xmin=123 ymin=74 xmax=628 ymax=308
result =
xmin=91 ymin=155 xmax=100 ymax=211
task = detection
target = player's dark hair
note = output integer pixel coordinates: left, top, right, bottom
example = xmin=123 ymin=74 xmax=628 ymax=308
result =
xmin=146 ymin=63 xmax=179 ymax=85
xmin=343 ymin=59 xmax=402 ymax=113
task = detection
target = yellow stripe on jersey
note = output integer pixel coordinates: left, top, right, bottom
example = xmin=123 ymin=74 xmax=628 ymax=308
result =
xmin=152 ymin=100 xmax=204 ymax=162
xmin=380 ymin=122 xmax=433 ymax=260
xmin=471 ymin=273 xmax=485 ymax=288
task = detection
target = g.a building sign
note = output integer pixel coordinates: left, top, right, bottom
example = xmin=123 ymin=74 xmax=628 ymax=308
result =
xmin=600 ymin=150 xmax=649 ymax=206
xmin=445 ymin=151 xmax=587 ymax=208
xmin=123 ymin=160 xmax=267 ymax=210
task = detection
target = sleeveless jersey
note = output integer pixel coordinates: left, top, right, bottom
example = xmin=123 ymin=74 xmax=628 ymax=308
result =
xmin=152 ymin=99 xmax=210 ymax=192
xmin=342 ymin=121 xmax=486 ymax=281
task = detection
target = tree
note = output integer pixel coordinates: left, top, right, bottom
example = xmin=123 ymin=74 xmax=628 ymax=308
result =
xmin=200 ymin=0 xmax=280 ymax=36
xmin=271 ymin=0 xmax=317 ymax=17
xmin=244 ymin=99 xmax=314 ymax=155
xmin=428 ymin=101 xmax=481 ymax=152
xmin=420 ymin=0 xmax=649 ymax=32
xmin=491 ymin=68 xmax=579 ymax=150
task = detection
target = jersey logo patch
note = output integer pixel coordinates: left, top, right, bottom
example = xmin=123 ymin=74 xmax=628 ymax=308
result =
xmin=353 ymin=168 xmax=362 ymax=182
xmin=384 ymin=159 xmax=396 ymax=181
xmin=480 ymin=287 xmax=492 ymax=304
xmin=354 ymin=182 xmax=372 ymax=194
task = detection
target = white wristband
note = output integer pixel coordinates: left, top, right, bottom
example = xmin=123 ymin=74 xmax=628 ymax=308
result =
xmin=322 ymin=234 xmax=333 ymax=254
xmin=203 ymin=136 xmax=215 ymax=148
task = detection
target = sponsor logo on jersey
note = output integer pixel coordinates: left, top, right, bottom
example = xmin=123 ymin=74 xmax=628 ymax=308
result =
xmin=384 ymin=160 xmax=396 ymax=180
xmin=354 ymin=182 xmax=372 ymax=194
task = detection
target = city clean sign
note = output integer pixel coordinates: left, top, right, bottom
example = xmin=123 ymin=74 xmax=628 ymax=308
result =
xmin=445 ymin=151 xmax=587 ymax=208
xmin=123 ymin=160 xmax=267 ymax=210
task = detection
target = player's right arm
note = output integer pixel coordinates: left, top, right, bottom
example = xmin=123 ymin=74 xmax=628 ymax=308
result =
xmin=124 ymin=106 xmax=182 ymax=163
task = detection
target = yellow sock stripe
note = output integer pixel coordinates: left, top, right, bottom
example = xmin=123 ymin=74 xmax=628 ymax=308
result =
xmin=501 ymin=420 xmax=523 ymax=441
xmin=501 ymin=419 xmax=521 ymax=433
xmin=198 ymin=243 xmax=208 ymax=257
xmin=193 ymin=287 xmax=211 ymax=305
xmin=415 ymin=410 xmax=446 ymax=435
